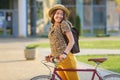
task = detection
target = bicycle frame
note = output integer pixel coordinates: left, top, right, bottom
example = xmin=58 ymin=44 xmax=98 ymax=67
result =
xmin=41 ymin=60 xmax=104 ymax=80
xmin=51 ymin=68 xmax=103 ymax=80
xmin=32 ymin=58 xmax=120 ymax=80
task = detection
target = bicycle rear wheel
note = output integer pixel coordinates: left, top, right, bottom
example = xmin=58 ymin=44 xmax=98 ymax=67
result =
xmin=31 ymin=75 xmax=51 ymax=80
xmin=103 ymin=74 xmax=120 ymax=80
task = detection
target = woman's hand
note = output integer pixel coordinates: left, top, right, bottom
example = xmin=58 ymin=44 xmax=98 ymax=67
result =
xmin=45 ymin=55 xmax=52 ymax=62
xmin=59 ymin=54 xmax=67 ymax=62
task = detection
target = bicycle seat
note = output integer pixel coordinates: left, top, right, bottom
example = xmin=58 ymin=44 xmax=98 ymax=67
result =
xmin=88 ymin=58 xmax=107 ymax=63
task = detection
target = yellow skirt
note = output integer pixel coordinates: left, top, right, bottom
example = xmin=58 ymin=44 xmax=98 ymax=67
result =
xmin=57 ymin=52 xmax=80 ymax=80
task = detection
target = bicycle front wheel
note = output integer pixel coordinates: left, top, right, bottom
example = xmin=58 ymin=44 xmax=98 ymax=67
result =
xmin=103 ymin=74 xmax=120 ymax=80
xmin=31 ymin=75 xmax=51 ymax=80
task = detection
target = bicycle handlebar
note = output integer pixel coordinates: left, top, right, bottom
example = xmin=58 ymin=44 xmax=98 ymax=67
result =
xmin=45 ymin=56 xmax=60 ymax=63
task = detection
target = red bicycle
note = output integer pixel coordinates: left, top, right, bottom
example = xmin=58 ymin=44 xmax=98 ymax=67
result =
xmin=31 ymin=58 xmax=120 ymax=80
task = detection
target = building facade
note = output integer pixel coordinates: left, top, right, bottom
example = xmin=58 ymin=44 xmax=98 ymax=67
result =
xmin=0 ymin=0 xmax=27 ymax=37
xmin=0 ymin=0 xmax=43 ymax=37
xmin=83 ymin=0 xmax=120 ymax=36
xmin=44 ymin=0 xmax=120 ymax=36
xmin=0 ymin=0 xmax=120 ymax=37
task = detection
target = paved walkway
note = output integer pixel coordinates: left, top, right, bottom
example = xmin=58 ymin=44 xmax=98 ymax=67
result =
xmin=0 ymin=38 xmax=120 ymax=80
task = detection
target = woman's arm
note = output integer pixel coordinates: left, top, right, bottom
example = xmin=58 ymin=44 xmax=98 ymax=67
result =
xmin=59 ymin=31 xmax=74 ymax=61
xmin=64 ymin=31 xmax=75 ymax=54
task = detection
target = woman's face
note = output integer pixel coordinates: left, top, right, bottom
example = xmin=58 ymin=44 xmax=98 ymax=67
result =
xmin=53 ymin=9 xmax=64 ymax=23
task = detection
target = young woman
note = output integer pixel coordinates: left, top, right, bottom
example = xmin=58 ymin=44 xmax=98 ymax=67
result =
xmin=46 ymin=4 xmax=79 ymax=80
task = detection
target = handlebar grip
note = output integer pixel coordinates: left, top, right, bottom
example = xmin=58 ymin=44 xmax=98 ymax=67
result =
xmin=45 ymin=56 xmax=60 ymax=63
xmin=52 ymin=58 xmax=60 ymax=63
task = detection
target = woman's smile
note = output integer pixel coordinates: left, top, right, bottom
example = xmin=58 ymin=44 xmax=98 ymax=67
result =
xmin=54 ymin=10 xmax=64 ymax=23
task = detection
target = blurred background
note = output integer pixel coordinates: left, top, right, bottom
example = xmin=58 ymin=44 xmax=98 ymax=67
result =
xmin=0 ymin=0 xmax=120 ymax=38
xmin=0 ymin=1 xmax=120 ymax=80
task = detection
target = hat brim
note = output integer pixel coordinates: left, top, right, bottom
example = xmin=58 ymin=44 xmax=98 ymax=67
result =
xmin=48 ymin=4 xmax=70 ymax=18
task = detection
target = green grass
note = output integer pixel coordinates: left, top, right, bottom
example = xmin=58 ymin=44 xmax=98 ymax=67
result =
xmin=31 ymin=39 xmax=120 ymax=49
xmin=37 ymin=42 xmax=50 ymax=48
xmin=79 ymin=40 xmax=120 ymax=49
xmin=26 ymin=42 xmax=50 ymax=49
xmin=76 ymin=55 xmax=120 ymax=73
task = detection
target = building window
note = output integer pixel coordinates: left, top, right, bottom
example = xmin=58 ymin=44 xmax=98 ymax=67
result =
xmin=83 ymin=0 xmax=92 ymax=34
xmin=107 ymin=0 xmax=120 ymax=34
xmin=61 ymin=0 xmax=75 ymax=5
xmin=27 ymin=0 xmax=43 ymax=24
xmin=0 ymin=0 xmax=13 ymax=9
xmin=61 ymin=0 xmax=76 ymax=25
xmin=93 ymin=0 xmax=105 ymax=5
xmin=84 ymin=0 xmax=92 ymax=5
xmin=36 ymin=1 xmax=43 ymax=22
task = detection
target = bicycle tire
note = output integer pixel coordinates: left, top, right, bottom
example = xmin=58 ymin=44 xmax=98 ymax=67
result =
xmin=31 ymin=75 xmax=51 ymax=80
xmin=103 ymin=74 xmax=120 ymax=80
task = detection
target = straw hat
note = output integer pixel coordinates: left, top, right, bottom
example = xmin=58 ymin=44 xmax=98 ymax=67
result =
xmin=48 ymin=4 xmax=70 ymax=18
